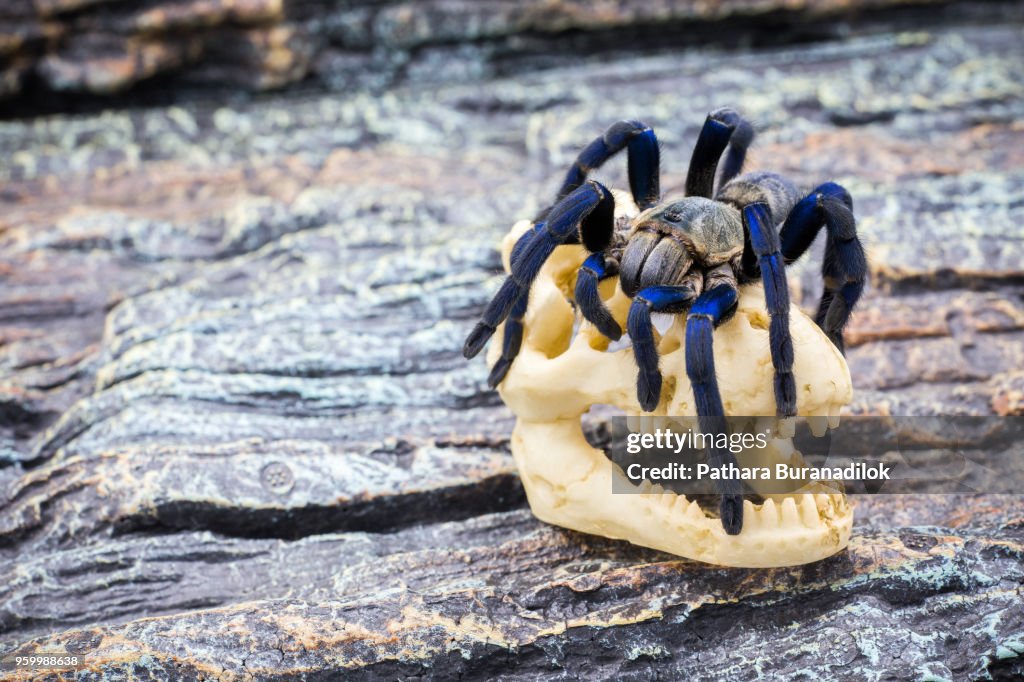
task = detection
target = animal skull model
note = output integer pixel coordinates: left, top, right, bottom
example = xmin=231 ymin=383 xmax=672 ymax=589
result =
xmin=489 ymin=199 xmax=854 ymax=567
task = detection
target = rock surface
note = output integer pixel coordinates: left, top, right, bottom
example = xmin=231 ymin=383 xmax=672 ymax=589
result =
xmin=0 ymin=0 xmax=1020 ymax=110
xmin=1 ymin=1 xmax=1023 ymax=679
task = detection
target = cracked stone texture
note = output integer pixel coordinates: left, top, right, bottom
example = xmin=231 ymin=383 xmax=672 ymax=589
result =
xmin=1 ymin=2 xmax=1024 ymax=680
xmin=0 ymin=0 xmax=1021 ymax=107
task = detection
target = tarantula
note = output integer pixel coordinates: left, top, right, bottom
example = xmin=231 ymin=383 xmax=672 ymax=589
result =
xmin=463 ymin=108 xmax=867 ymax=534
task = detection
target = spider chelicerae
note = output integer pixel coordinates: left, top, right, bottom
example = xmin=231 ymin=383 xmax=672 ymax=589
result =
xmin=463 ymin=108 xmax=867 ymax=534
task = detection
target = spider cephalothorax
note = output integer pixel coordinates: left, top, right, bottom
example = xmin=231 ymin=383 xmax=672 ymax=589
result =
xmin=464 ymin=108 xmax=867 ymax=536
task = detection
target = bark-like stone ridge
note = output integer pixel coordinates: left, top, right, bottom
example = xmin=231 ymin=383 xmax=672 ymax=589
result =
xmin=1 ymin=4 xmax=1023 ymax=680
xmin=5 ymin=510 xmax=1024 ymax=680
xmin=0 ymin=0 xmax=1020 ymax=111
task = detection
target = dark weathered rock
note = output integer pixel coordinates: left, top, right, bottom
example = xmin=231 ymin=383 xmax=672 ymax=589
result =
xmin=0 ymin=0 xmax=1021 ymax=109
xmin=0 ymin=5 xmax=1023 ymax=680
xmin=4 ymin=505 xmax=1024 ymax=680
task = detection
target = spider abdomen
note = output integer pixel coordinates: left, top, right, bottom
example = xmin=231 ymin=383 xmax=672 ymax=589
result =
xmin=717 ymin=170 xmax=800 ymax=221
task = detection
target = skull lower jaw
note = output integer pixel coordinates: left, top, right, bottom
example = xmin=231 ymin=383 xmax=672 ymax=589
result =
xmin=511 ymin=417 xmax=852 ymax=568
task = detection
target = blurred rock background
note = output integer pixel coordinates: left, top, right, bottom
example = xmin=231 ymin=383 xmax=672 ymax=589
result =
xmin=1 ymin=0 xmax=1022 ymax=679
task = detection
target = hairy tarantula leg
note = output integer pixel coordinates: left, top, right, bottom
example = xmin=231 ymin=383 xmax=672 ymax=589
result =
xmin=779 ymin=182 xmax=868 ymax=353
xmin=575 ymin=253 xmax=622 ymax=340
xmin=463 ymin=180 xmax=615 ymax=360
xmin=551 ymin=120 xmax=661 ymax=212
xmin=685 ymin=284 xmax=744 ymax=535
xmin=685 ymin=107 xmax=754 ymax=199
xmin=487 ymin=289 xmax=529 ymax=388
xmin=744 ymin=202 xmax=797 ymax=418
xmin=627 ymin=284 xmax=701 ymax=411
xmin=509 ymin=221 xmax=546 ymax=267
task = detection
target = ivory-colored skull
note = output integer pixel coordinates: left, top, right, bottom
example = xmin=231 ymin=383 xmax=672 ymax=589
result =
xmin=486 ymin=193 xmax=854 ymax=567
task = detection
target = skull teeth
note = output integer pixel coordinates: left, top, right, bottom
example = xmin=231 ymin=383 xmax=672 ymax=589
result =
xmin=799 ymin=495 xmax=820 ymax=527
xmin=742 ymin=499 xmax=758 ymax=529
xmin=807 ymin=416 xmax=829 ymax=438
xmin=767 ymin=405 xmax=846 ymax=438
xmin=636 ymin=483 xmax=845 ymax=532
xmin=781 ymin=497 xmax=801 ymax=526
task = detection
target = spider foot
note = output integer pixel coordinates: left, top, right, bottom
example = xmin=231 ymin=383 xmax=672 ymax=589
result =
xmin=719 ymin=494 xmax=744 ymax=536
xmin=487 ymin=358 xmax=512 ymax=389
xmin=576 ymin=252 xmax=622 ymax=341
xmin=463 ymin=321 xmax=495 ymax=359
xmin=637 ymin=370 xmax=662 ymax=412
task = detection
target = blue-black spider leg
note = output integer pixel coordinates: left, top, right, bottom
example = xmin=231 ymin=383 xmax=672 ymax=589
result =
xmin=470 ymin=224 xmax=545 ymax=387
xmin=684 ymin=284 xmax=744 ymax=534
xmin=483 ymin=221 xmax=551 ymax=386
xmin=685 ymin=107 xmax=755 ymax=199
xmin=463 ymin=180 xmax=616 ymax=361
xmin=575 ymin=253 xmax=622 ymax=341
xmin=744 ymin=202 xmax=797 ymax=417
xmin=626 ymin=283 xmax=703 ymax=412
xmin=779 ymin=182 xmax=867 ymax=353
xmin=487 ymin=289 xmax=530 ymax=388
xmin=549 ymin=120 xmax=661 ymax=213
xmin=523 ymin=121 xmax=661 ymax=347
